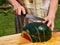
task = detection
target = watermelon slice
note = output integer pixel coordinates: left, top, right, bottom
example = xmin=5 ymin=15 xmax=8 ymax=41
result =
xmin=22 ymin=31 xmax=32 ymax=42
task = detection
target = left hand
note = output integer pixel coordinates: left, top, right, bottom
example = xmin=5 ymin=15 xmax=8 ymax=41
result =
xmin=43 ymin=16 xmax=55 ymax=31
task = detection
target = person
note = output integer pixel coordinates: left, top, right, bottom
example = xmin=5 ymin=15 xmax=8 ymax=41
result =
xmin=6 ymin=0 xmax=58 ymax=31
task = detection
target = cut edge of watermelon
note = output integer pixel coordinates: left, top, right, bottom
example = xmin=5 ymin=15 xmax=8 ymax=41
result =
xmin=21 ymin=31 xmax=32 ymax=42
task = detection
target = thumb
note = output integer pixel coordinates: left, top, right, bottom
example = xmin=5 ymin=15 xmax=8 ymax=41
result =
xmin=43 ymin=17 xmax=48 ymax=23
xmin=21 ymin=7 xmax=26 ymax=14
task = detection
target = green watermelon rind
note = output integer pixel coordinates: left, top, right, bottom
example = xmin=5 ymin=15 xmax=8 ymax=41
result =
xmin=22 ymin=22 xmax=52 ymax=42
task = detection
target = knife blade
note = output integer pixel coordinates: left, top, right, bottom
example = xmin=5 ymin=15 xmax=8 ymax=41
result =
xmin=24 ymin=14 xmax=60 ymax=32
xmin=25 ymin=14 xmax=45 ymax=21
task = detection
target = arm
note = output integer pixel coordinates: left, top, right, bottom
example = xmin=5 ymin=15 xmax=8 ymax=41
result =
xmin=43 ymin=0 xmax=58 ymax=31
xmin=6 ymin=0 xmax=26 ymax=15
xmin=6 ymin=0 xmax=19 ymax=6
xmin=48 ymin=0 xmax=58 ymax=19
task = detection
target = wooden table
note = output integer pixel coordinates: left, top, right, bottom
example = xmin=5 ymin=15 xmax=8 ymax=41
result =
xmin=0 ymin=32 xmax=60 ymax=45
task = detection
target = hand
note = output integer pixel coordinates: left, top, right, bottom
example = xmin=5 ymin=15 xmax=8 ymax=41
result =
xmin=13 ymin=3 xmax=26 ymax=15
xmin=43 ymin=16 xmax=55 ymax=31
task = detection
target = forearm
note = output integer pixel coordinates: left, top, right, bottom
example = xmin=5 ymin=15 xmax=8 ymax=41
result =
xmin=48 ymin=0 xmax=58 ymax=18
xmin=6 ymin=0 xmax=20 ymax=6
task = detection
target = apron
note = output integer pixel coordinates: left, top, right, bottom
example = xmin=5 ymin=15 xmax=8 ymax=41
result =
xmin=22 ymin=0 xmax=50 ymax=23
xmin=23 ymin=0 xmax=50 ymax=18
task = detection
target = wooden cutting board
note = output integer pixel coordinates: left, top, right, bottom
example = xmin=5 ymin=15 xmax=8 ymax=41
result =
xmin=0 ymin=32 xmax=60 ymax=45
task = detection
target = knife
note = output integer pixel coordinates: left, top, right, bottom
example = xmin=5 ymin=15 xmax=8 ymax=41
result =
xmin=24 ymin=14 xmax=45 ymax=21
xmin=24 ymin=14 xmax=60 ymax=32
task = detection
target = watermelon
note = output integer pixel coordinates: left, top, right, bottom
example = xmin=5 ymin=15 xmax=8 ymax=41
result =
xmin=21 ymin=22 xmax=52 ymax=42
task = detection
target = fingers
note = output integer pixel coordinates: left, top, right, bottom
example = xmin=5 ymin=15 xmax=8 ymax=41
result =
xmin=43 ymin=18 xmax=54 ymax=31
xmin=50 ymin=23 xmax=54 ymax=31
xmin=13 ymin=6 xmax=26 ymax=15
xmin=43 ymin=18 xmax=48 ymax=23
xmin=17 ymin=7 xmax=21 ymax=15
xmin=21 ymin=7 xmax=26 ymax=14
xmin=13 ymin=8 xmax=18 ymax=15
xmin=47 ymin=20 xmax=51 ymax=27
xmin=47 ymin=21 xmax=54 ymax=31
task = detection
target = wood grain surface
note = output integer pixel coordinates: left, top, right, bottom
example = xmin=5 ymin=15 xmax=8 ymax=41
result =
xmin=0 ymin=32 xmax=60 ymax=45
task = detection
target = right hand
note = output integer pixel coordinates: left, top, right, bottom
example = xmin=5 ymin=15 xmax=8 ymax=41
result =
xmin=13 ymin=3 xmax=26 ymax=15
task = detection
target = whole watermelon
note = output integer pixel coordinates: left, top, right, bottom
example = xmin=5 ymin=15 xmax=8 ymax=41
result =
xmin=21 ymin=22 xmax=52 ymax=42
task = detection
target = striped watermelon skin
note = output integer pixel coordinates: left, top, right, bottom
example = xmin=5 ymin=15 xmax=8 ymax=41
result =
xmin=22 ymin=22 xmax=52 ymax=42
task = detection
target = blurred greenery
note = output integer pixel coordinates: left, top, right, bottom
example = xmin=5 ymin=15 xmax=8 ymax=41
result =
xmin=0 ymin=8 xmax=16 ymax=36
xmin=54 ymin=6 xmax=60 ymax=30
xmin=0 ymin=0 xmax=9 ymax=6
xmin=59 ymin=0 xmax=60 ymax=4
